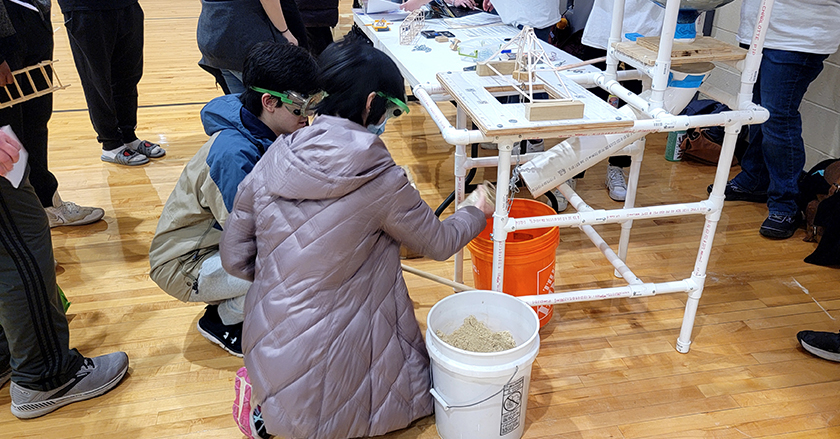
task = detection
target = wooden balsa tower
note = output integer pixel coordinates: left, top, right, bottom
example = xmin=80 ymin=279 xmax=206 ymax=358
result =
xmin=399 ymin=9 xmax=424 ymax=45
xmin=476 ymin=26 xmax=584 ymax=121
xmin=1 ymin=60 xmax=68 ymax=109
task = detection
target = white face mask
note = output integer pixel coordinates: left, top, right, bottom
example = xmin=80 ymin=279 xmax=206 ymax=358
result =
xmin=366 ymin=118 xmax=388 ymax=136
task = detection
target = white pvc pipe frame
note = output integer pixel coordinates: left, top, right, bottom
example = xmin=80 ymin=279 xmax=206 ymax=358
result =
xmin=411 ymin=0 xmax=774 ymax=354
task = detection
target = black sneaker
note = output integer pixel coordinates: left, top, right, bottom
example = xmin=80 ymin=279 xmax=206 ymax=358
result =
xmin=197 ymin=305 xmax=243 ymax=357
xmin=10 ymin=352 xmax=129 ymax=419
xmin=707 ymin=180 xmax=768 ymax=203
xmin=797 ymin=330 xmax=840 ymax=362
xmin=759 ymin=214 xmax=799 ymax=239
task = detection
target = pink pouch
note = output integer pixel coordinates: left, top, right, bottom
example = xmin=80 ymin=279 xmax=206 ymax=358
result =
xmin=233 ymin=366 xmax=254 ymax=438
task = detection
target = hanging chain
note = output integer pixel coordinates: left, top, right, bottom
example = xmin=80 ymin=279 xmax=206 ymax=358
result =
xmin=506 ymin=146 xmax=523 ymax=216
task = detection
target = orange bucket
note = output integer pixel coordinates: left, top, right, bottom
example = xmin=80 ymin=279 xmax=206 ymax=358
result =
xmin=467 ymin=199 xmax=559 ymax=327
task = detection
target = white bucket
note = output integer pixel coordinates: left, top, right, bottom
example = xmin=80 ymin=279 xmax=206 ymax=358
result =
xmin=426 ymin=290 xmax=540 ymax=439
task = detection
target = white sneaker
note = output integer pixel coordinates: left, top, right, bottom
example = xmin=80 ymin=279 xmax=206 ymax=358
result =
xmin=44 ymin=192 xmax=104 ymax=228
xmin=605 ymin=164 xmax=627 ymax=201
xmin=549 ymin=179 xmax=576 ymax=212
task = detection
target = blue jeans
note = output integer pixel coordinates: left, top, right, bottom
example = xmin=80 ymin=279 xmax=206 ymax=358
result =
xmin=731 ymin=48 xmax=828 ymax=217
xmin=221 ymin=69 xmax=246 ymax=95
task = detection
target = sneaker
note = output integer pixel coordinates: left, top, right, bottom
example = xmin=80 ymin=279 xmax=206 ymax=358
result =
xmin=233 ymin=367 xmax=254 ymax=437
xmin=197 ymin=305 xmax=243 ymax=357
xmin=605 ymin=164 xmax=627 ymax=201
xmin=101 ymin=145 xmax=149 ymax=166
xmin=525 ymin=139 xmax=544 ymax=153
xmin=45 ymin=192 xmax=104 ymax=228
xmin=0 ymin=366 xmax=11 ymax=388
xmin=548 ymin=179 xmax=576 ymax=212
xmin=706 ymin=180 xmax=768 ymax=203
xmin=10 ymin=352 xmax=129 ymax=419
xmin=126 ymin=139 xmax=166 ymax=159
xmin=250 ymin=406 xmax=273 ymax=439
xmin=797 ymin=330 xmax=840 ymax=362
xmin=759 ymin=214 xmax=799 ymax=239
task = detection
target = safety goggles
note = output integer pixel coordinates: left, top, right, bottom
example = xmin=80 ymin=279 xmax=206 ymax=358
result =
xmin=250 ymin=87 xmax=326 ymax=116
xmin=376 ymin=92 xmax=410 ymax=119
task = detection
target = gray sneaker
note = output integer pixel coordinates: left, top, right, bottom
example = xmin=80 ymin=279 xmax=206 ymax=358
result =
xmin=10 ymin=352 xmax=129 ymax=419
xmin=45 ymin=192 xmax=105 ymax=227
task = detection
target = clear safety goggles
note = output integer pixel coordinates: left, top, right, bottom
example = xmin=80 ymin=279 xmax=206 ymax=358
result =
xmin=376 ymin=91 xmax=410 ymax=119
xmin=250 ymin=87 xmax=327 ymax=116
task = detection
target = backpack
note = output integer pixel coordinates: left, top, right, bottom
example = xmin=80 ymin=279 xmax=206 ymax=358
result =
xmin=799 ymin=159 xmax=840 ymax=267
xmin=678 ymin=98 xmax=750 ymax=166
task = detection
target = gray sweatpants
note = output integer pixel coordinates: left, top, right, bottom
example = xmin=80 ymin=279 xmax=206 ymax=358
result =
xmin=150 ymin=250 xmax=250 ymax=325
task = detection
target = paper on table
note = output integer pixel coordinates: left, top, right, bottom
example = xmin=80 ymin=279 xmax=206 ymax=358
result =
xmin=365 ymin=0 xmax=402 ymax=14
xmin=443 ymin=11 xmax=502 ymax=27
xmin=0 ymin=125 xmax=28 ymax=189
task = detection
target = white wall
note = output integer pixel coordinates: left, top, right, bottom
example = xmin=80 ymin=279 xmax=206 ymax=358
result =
xmin=704 ymin=0 xmax=840 ymax=167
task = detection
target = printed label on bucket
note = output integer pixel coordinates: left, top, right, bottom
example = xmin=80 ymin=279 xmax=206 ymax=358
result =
xmin=500 ymin=376 xmax=524 ymax=436
xmin=536 ymin=263 xmax=555 ymax=321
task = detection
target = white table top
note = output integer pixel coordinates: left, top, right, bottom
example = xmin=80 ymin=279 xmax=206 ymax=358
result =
xmin=353 ymin=9 xmax=599 ymax=91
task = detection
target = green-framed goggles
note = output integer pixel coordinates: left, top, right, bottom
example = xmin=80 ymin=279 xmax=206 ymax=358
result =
xmin=376 ymin=91 xmax=410 ymax=119
xmin=250 ymin=87 xmax=326 ymax=116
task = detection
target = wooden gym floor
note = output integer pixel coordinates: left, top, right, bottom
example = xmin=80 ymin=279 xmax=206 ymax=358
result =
xmin=0 ymin=1 xmax=837 ymax=437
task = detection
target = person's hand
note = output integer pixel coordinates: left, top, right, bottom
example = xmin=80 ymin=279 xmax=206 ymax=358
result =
xmin=482 ymin=0 xmax=494 ymax=12
xmin=400 ymin=0 xmax=427 ymax=12
xmin=0 ymin=61 xmax=13 ymax=87
xmin=453 ymin=0 xmax=478 ymax=9
xmin=472 ymin=186 xmax=495 ymax=217
xmin=0 ymin=130 xmax=22 ymax=177
xmin=281 ymin=30 xmax=298 ymax=46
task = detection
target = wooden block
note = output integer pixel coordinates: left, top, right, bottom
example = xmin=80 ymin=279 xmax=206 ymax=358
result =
xmin=434 ymin=35 xmax=448 ymax=43
xmin=476 ymin=60 xmax=516 ymax=76
xmin=512 ymin=70 xmax=533 ymax=82
xmin=525 ymin=99 xmax=585 ymax=121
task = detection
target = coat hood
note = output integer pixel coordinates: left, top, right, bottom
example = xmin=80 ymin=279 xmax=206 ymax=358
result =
xmin=260 ymin=115 xmax=395 ymax=200
xmin=200 ymin=94 xmax=263 ymax=145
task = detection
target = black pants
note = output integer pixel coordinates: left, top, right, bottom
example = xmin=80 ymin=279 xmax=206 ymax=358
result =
xmin=305 ymin=27 xmax=334 ymax=56
xmin=63 ymin=3 xmax=145 ymax=150
xmin=0 ymin=0 xmax=58 ymax=208
xmin=0 ymin=171 xmax=84 ymax=390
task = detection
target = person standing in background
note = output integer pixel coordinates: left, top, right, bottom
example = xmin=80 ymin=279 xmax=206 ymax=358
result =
xmin=715 ymin=0 xmax=840 ymax=239
xmin=57 ymin=0 xmax=167 ymax=166
xmin=581 ymin=0 xmax=665 ymax=202
xmin=197 ymin=0 xmax=308 ymax=94
xmin=294 ymin=0 xmax=339 ymax=56
xmin=0 ymin=0 xmax=104 ymax=226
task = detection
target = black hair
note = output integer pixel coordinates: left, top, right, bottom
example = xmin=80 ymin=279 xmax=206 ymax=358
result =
xmin=313 ymin=36 xmax=406 ymax=126
xmin=239 ymin=42 xmax=319 ymax=116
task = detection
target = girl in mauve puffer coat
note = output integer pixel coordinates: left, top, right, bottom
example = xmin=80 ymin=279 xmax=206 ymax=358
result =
xmin=220 ymin=38 xmax=493 ymax=439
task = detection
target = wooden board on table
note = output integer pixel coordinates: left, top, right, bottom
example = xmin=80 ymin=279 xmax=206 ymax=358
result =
xmin=435 ymin=70 xmax=632 ymax=137
xmin=614 ymin=36 xmax=747 ymax=66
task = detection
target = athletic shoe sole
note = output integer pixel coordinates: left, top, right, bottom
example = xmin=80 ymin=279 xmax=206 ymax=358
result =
xmin=10 ymin=361 xmax=128 ymax=419
xmin=100 ymin=154 xmax=149 ymax=166
xmin=800 ymin=339 xmax=840 ymax=362
xmin=197 ymin=322 xmax=244 ymax=358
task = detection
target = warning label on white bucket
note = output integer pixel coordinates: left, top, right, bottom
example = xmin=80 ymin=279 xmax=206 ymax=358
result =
xmin=499 ymin=376 xmax=524 ymax=436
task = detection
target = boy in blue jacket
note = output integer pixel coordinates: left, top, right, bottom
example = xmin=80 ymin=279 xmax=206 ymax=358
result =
xmin=149 ymin=42 xmax=319 ymax=357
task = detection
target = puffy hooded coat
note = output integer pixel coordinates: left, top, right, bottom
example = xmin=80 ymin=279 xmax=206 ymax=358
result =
xmin=220 ymin=115 xmax=485 ymax=438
